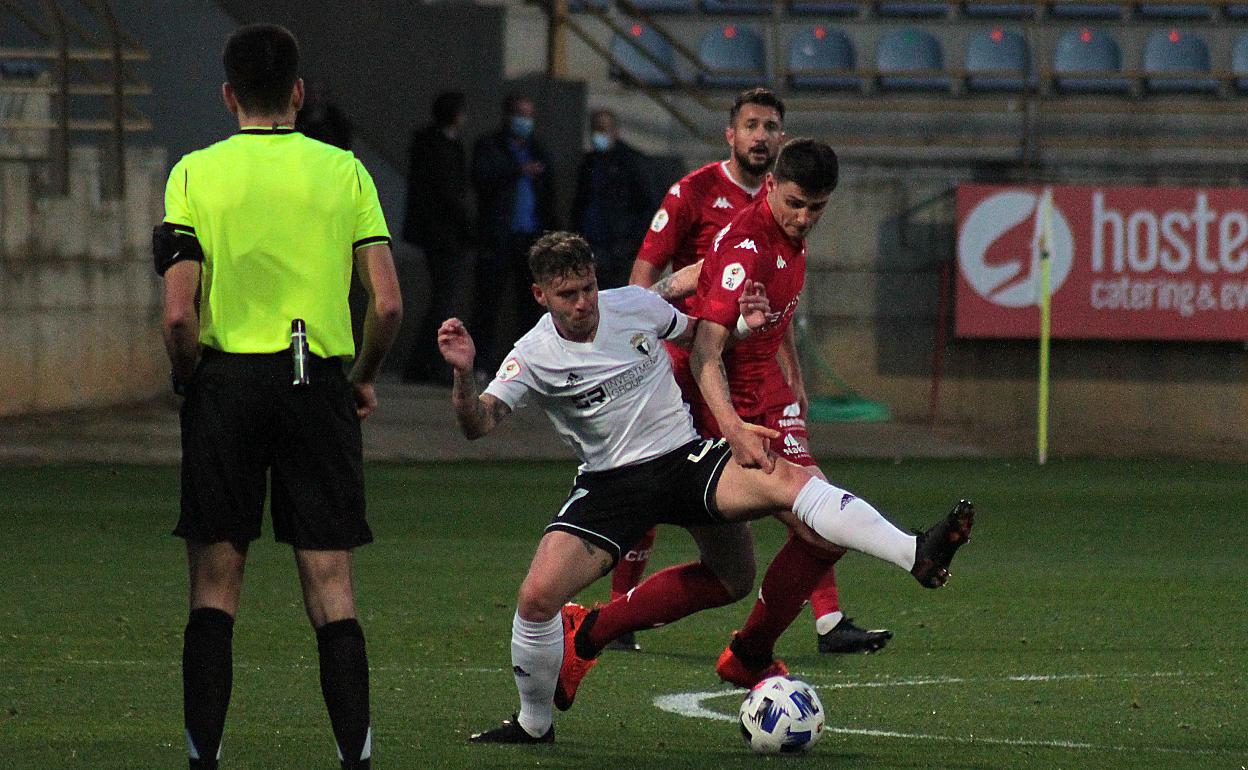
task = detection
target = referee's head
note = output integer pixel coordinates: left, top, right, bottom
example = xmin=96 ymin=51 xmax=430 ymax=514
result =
xmin=223 ymin=24 xmax=302 ymax=118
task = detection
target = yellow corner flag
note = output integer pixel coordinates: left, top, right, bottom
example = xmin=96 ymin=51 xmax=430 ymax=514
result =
xmin=1034 ymin=187 xmax=1054 ymax=465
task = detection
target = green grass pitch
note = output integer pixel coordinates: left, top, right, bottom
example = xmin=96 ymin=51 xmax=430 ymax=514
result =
xmin=1 ymin=458 xmax=1245 ymax=769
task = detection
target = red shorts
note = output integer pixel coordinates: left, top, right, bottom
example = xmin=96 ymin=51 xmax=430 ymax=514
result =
xmin=688 ymin=398 xmax=815 ymax=468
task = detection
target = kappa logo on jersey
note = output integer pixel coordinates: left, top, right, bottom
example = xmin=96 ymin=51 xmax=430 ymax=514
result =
xmin=782 ymin=433 xmax=804 ymax=455
xmin=783 ymin=402 xmax=801 ymax=417
xmin=712 ymin=196 xmax=733 ymax=210
xmin=565 ymin=372 xmax=583 ymax=387
xmin=630 ymin=332 xmax=652 ymax=357
xmin=669 ymin=183 xmax=681 ymax=197
xmin=498 ymin=357 xmax=522 ymax=382
xmin=650 ymin=208 xmax=670 ymax=233
xmin=721 ymin=262 xmax=746 ymax=290
xmin=776 ymin=253 xmax=787 ymax=269
xmin=712 ymin=224 xmax=730 ymax=253
xmin=735 ymin=238 xmax=758 ymax=253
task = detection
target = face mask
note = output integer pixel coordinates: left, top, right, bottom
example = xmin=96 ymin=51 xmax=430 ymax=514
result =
xmin=590 ymin=132 xmax=613 ymax=152
xmin=509 ymin=115 xmax=534 ymax=138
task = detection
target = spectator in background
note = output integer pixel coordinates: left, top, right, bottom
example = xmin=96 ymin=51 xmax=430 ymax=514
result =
xmin=571 ymin=109 xmax=658 ymax=290
xmin=470 ymin=94 xmax=557 ymax=376
xmin=295 ymin=80 xmax=353 ymax=150
xmin=402 ymin=91 xmax=474 ymax=385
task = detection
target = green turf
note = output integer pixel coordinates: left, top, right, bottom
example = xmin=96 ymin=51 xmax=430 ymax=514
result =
xmin=0 ymin=459 xmax=1245 ymax=769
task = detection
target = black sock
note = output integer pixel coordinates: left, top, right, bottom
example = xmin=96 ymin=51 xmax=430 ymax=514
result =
xmin=183 ymin=607 xmax=234 ymax=770
xmin=316 ymin=618 xmax=371 ymax=770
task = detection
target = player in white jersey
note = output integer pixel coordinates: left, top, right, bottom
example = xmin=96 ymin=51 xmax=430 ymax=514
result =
xmin=438 ymin=232 xmax=975 ymax=745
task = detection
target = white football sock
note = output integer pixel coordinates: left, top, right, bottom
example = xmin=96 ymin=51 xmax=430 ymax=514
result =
xmin=511 ymin=611 xmax=562 ymax=738
xmin=793 ymin=477 xmax=917 ymax=572
xmin=815 ymin=610 xmax=844 ymax=636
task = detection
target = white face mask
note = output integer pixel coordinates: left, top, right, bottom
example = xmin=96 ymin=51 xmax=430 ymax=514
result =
xmin=590 ymin=132 xmax=613 ymax=152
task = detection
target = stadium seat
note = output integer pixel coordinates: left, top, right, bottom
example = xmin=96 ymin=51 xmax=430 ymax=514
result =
xmin=787 ymin=26 xmax=860 ymax=91
xmin=698 ymin=24 xmax=767 ymax=87
xmin=1232 ymin=34 xmax=1248 ymax=93
xmin=1052 ymin=27 xmax=1131 ymax=94
xmin=1228 ymin=5 xmax=1248 ymax=19
xmin=875 ymin=1 xmax=949 ymax=17
xmin=961 ymin=2 xmax=1034 ymax=18
xmin=789 ymin=1 xmax=861 ymax=15
xmin=1137 ymin=2 xmax=1211 ymax=19
xmin=1142 ymin=29 xmax=1218 ymax=94
xmin=610 ymin=24 xmax=679 ymax=87
xmin=622 ymin=0 xmax=696 ymax=12
xmin=1048 ymin=2 xmax=1121 ymax=19
xmin=703 ymin=0 xmax=772 ymax=14
xmin=875 ymin=26 xmax=951 ymax=92
xmin=566 ymin=0 xmax=610 ymax=11
xmin=964 ymin=28 xmax=1033 ymax=92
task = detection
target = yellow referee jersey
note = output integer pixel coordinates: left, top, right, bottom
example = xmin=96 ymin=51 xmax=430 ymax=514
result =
xmin=162 ymin=126 xmax=390 ymax=358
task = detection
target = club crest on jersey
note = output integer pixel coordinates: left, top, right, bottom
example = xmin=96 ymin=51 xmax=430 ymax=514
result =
xmin=650 ymin=208 xmax=670 ymax=233
xmin=630 ymin=332 xmax=652 ymax=357
xmin=735 ymin=238 xmax=758 ymax=253
xmin=712 ymin=196 xmax=732 ymax=210
xmin=498 ymin=357 xmax=522 ymax=382
xmin=776 ymin=253 xmax=787 ymax=269
xmin=721 ymin=263 xmax=746 ymax=290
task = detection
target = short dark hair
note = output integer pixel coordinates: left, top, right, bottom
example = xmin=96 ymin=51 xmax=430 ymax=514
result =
xmin=432 ymin=91 xmax=466 ymax=128
xmin=223 ymin=24 xmax=299 ymax=116
xmin=729 ymin=87 xmax=785 ymax=125
xmin=773 ymin=138 xmax=839 ymax=196
xmin=528 ymin=232 xmax=596 ymax=283
xmin=503 ymin=93 xmax=532 ymax=116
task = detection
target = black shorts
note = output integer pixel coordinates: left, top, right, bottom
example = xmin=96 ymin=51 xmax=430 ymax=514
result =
xmin=546 ymin=438 xmax=733 ymax=568
xmin=174 ymin=348 xmax=370 ymax=550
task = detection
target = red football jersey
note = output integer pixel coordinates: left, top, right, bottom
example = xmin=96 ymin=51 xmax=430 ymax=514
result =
xmin=636 ymin=161 xmax=762 ymax=312
xmin=688 ymin=194 xmax=807 ymax=417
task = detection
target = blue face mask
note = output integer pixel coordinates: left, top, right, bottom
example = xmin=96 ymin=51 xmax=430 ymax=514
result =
xmin=509 ymin=115 xmax=534 ymax=138
xmin=590 ymin=132 xmax=613 ymax=152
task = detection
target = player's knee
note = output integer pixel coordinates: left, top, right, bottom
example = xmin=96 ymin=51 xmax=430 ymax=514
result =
xmin=515 ymin=582 xmax=561 ymax=623
xmin=710 ymin=555 xmax=756 ymax=601
xmin=774 ymin=460 xmax=817 ymax=506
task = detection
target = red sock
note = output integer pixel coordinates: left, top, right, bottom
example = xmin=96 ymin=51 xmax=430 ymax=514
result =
xmin=734 ymin=532 xmax=843 ymax=661
xmin=610 ymin=527 xmax=657 ymax=601
xmin=808 ymin=561 xmax=840 ymax=619
xmin=588 ymin=561 xmax=733 ymax=649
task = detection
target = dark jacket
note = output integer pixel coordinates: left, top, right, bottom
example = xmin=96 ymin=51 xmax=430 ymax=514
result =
xmin=571 ymin=139 xmax=658 ymax=247
xmin=471 ymin=128 xmax=557 ymax=247
xmin=403 ymin=125 xmax=473 ymax=252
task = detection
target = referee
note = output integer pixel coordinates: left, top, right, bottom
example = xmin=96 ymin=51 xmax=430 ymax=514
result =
xmin=155 ymin=24 xmax=401 ymax=770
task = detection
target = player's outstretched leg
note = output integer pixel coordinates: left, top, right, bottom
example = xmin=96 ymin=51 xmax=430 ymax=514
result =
xmin=469 ymin=714 xmax=555 ymax=744
xmin=605 ymin=527 xmax=657 ymax=652
xmin=910 ymin=499 xmax=975 ymax=588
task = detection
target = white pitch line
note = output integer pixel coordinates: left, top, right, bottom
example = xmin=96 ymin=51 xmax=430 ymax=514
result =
xmin=654 ymin=672 xmax=1233 ymax=757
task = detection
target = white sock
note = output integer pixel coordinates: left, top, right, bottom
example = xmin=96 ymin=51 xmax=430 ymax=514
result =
xmin=793 ymin=477 xmax=917 ymax=572
xmin=511 ymin=611 xmax=562 ymax=738
xmin=815 ymin=610 xmax=844 ymax=636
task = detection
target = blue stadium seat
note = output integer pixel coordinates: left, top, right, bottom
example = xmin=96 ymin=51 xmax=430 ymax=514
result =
xmin=1228 ymin=5 xmax=1248 ymax=19
xmin=703 ymin=0 xmax=772 ymax=13
xmin=789 ymin=1 xmax=860 ymax=15
xmin=876 ymin=1 xmax=948 ymax=17
xmin=787 ymin=26 xmax=860 ymax=91
xmin=610 ymin=24 xmax=678 ymax=86
xmin=875 ymin=26 xmax=951 ymax=92
xmin=1232 ymin=34 xmax=1248 ymax=93
xmin=962 ymin=2 xmax=1034 ymax=18
xmin=566 ymin=0 xmax=610 ymax=11
xmin=1137 ymin=3 xmax=1211 ymax=19
xmin=1052 ymin=27 xmax=1131 ymax=94
xmin=1143 ymin=29 xmax=1217 ymax=94
xmin=965 ymin=28 xmax=1033 ymax=92
xmin=1048 ymin=2 xmax=1121 ymax=19
xmin=624 ymin=0 xmax=696 ymax=11
xmin=699 ymin=24 xmax=767 ymax=87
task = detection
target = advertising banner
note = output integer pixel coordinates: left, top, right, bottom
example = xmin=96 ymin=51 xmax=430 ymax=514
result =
xmin=956 ymin=184 xmax=1248 ymax=340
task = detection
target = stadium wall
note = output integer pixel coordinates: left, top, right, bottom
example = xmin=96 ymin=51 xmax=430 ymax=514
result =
xmin=0 ymin=147 xmax=168 ymax=417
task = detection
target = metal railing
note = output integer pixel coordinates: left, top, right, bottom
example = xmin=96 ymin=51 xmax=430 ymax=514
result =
xmin=0 ymin=0 xmax=151 ymax=197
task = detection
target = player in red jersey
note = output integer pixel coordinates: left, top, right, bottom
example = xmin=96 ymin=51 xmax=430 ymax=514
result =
xmin=690 ymin=137 xmax=890 ymax=684
xmin=618 ymin=90 xmax=890 ymax=656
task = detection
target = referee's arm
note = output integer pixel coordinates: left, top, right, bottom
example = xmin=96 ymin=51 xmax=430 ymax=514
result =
xmin=161 ymin=260 xmax=201 ymax=389
xmin=348 ymin=241 xmax=403 ymax=419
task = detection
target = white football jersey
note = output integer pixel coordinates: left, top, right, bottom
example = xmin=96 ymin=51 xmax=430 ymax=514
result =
xmin=485 ymin=286 xmax=699 ymax=472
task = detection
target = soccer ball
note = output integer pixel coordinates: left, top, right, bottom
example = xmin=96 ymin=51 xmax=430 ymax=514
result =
xmin=738 ymin=675 xmax=825 ymax=754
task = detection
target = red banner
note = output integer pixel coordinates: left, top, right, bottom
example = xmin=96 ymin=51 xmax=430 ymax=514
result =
xmin=956 ymin=183 xmax=1248 ymax=340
